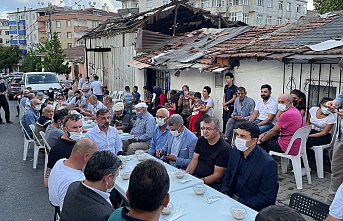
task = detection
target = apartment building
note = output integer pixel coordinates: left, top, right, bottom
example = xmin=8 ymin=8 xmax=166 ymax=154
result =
xmin=123 ymin=0 xmax=308 ymax=26
xmin=7 ymin=6 xmax=119 ymax=51
xmin=0 ymin=19 xmax=10 ymax=46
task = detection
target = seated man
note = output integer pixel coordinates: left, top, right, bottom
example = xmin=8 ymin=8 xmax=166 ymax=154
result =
xmin=326 ymin=183 xmax=343 ymax=221
xmin=20 ymin=89 xmax=30 ymax=108
xmin=186 ymin=117 xmax=231 ymax=191
xmin=123 ymin=102 xmax=155 ymax=155
xmin=85 ymin=108 xmax=123 ymax=155
xmin=222 ymin=121 xmax=278 ymax=211
xmin=40 ymin=98 xmax=54 ymax=115
xmin=148 ymin=108 xmax=170 ymax=156
xmin=21 ymin=98 xmax=41 ymax=139
xmin=224 ymin=87 xmax=255 ymax=144
xmin=67 ymin=90 xmax=86 ymax=108
xmin=60 ymin=151 xmax=122 ymax=221
xmin=34 ymin=105 xmax=54 ymax=145
xmin=259 ymin=94 xmax=304 ymax=156
xmin=103 ymin=95 xmax=114 ymax=117
xmin=83 ymin=95 xmax=105 ymax=118
xmin=157 ymin=114 xmax=197 ymax=169
xmin=249 ymin=84 xmax=278 ymax=133
xmin=107 ymin=159 xmax=170 ymax=221
xmin=48 ymin=138 xmax=98 ymax=211
xmin=110 ymin=102 xmax=133 ymax=133
xmin=25 ymin=93 xmax=36 ymax=110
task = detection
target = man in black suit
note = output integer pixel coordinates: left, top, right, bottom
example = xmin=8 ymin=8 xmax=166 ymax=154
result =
xmin=60 ymin=151 xmax=122 ymax=221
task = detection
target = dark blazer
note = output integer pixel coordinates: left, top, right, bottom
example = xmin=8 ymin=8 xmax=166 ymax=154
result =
xmin=60 ymin=181 xmax=114 ymax=221
xmin=221 ymin=145 xmax=278 ymax=211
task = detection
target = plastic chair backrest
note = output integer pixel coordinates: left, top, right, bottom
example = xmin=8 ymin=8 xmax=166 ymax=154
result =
xmin=284 ymin=126 xmax=312 ymax=155
xmin=289 ymin=192 xmax=329 ymax=220
xmin=20 ymin=120 xmax=33 ymax=140
xmin=29 ymin=124 xmax=43 ymax=146
xmin=117 ymin=91 xmax=124 ymax=100
xmin=39 ymin=131 xmax=52 ymax=152
xmin=111 ymin=91 xmax=117 ymax=98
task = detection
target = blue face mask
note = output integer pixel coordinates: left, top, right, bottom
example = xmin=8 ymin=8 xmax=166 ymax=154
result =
xmin=136 ymin=112 xmax=142 ymax=118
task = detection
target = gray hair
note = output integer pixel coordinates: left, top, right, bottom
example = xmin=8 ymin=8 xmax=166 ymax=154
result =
xmin=42 ymin=105 xmax=53 ymax=113
xmin=167 ymin=114 xmax=183 ymax=126
xmin=89 ymin=95 xmax=97 ymax=100
xmin=279 ymin=94 xmax=293 ymax=103
xmin=104 ymin=96 xmax=113 ymax=104
xmin=203 ymin=117 xmax=220 ymax=129
xmin=96 ymin=108 xmax=109 ymax=117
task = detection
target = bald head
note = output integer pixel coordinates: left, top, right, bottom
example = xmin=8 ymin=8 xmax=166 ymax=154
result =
xmin=279 ymin=94 xmax=293 ymax=103
xmin=72 ymin=138 xmax=98 ymax=154
xmin=27 ymin=93 xmax=36 ymax=100
xmin=156 ymin=108 xmax=169 ymax=118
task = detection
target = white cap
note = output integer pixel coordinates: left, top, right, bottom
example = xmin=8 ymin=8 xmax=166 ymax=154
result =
xmin=135 ymin=102 xmax=148 ymax=109
xmin=113 ymin=102 xmax=124 ymax=111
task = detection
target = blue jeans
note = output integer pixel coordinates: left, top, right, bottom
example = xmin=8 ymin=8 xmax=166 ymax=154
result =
xmin=253 ymin=119 xmax=274 ymax=134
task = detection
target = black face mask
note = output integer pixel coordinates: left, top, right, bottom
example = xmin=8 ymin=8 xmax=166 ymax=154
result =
xmin=293 ymin=100 xmax=299 ymax=106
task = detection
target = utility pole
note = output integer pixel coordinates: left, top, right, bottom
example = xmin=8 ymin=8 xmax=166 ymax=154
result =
xmin=48 ymin=2 xmax=53 ymax=39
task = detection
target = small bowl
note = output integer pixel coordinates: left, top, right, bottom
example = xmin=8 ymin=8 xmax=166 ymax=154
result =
xmin=230 ymin=206 xmax=247 ymax=220
xmin=161 ymin=202 xmax=173 ymax=215
xmin=137 ymin=153 xmax=146 ymax=161
xmin=121 ymin=171 xmax=131 ymax=180
xmin=174 ymin=169 xmax=186 ymax=179
xmin=119 ymin=155 xmax=128 ymax=163
xmin=193 ymin=184 xmax=207 ymax=195
xmin=135 ymin=150 xmax=145 ymax=156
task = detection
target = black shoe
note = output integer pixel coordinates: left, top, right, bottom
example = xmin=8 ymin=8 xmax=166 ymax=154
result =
xmin=6 ymin=121 xmax=13 ymax=124
xmin=0 ymin=122 xmax=4 ymax=125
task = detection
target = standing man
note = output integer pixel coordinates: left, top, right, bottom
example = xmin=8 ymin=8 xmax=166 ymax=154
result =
xmin=249 ymin=84 xmax=278 ymax=133
xmin=85 ymin=108 xmax=124 ymax=155
xmin=62 ymin=75 xmax=73 ymax=90
xmin=123 ymin=86 xmax=133 ymax=114
xmin=186 ymin=117 xmax=231 ymax=191
xmin=148 ymin=108 xmax=170 ymax=156
xmin=132 ymin=86 xmax=141 ymax=105
xmin=0 ymin=76 xmax=12 ymax=124
xmin=222 ymin=73 xmax=238 ymax=133
xmin=91 ymin=75 xmax=103 ymax=101
xmin=224 ymin=87 xmax=255 ymax=144
xmin=77 ymin=73 xmax=84 ymax=90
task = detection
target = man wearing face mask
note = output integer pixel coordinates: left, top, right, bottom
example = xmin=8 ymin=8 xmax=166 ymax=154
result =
xmin=110 ymin=102 xmax=133 ymax=133
xmin=156 ymin=114 xmax=197 ymax=169
xmin=60 ymin=151 xmax=122 ymax=221
xmin=148 ymin=108 xmax=170 ymax=156
xmin=48 ymin=138 xmax=98 ymax=212
xmin=21 ymin=98 xmax=41 ymax=139
xmin=86 ymin=108 xmax=124 ymax=155
xmin=123 ymin=102 xmax=155 ymax=155
xmin=258 ymin=94 xmax=304 ymax=156
xmin=47 ymin=114 xmax=83 ymax=171
xmin=221 ymin=121 xmax=278 ymax=211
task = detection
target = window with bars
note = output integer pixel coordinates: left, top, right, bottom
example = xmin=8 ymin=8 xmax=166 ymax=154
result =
xmin=286 ymin=2 xmax=291 ymax=11
xmin=240 ymin=0 xmax=249 ymax=5
xmin=278 ymin=1 xmax=283 ymax=9
xmin=296 ymin=4 xmax=301 ymax=12
xmin=213 ymin=0 xmax=224 ymax=7
xmin=258 ymin=0 xmax=263 ymax=6
xmin=56 ymin=21 xmax=61 ymax=28
xmin=201 ymin=0 xmax=211 ymax=8
xmin=243 ymin=13 xmax=249 ymax=23
xmin=277 ymin=17 xmax=282 ymax=25
xmin=229 ymin=12 xmax=238 ymax=21
xmin=266 ymin=16 xmax=272 ymax=24
xmin=257 ymin=14 xmax=263 ymax=24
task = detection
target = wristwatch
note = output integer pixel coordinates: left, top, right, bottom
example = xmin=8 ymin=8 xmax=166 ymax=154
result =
xmin=259 ymin=138 xmax=263 ymax=143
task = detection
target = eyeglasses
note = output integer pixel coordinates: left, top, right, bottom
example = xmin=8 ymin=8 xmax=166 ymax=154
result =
xmin=66 ymin=114 xmax=82 ymax=122
xmin=200 ymin=127 xmax=216 ymax=131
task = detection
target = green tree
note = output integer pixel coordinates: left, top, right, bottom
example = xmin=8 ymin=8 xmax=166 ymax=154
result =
xmin=0 ymin=45 xmax=22 ymax=71
xmin=314 ymin=0 xmax=343 ymax=14
xmin=22 ymin=49 xmax=42 ymax=72
xmin=38 ymin=32 xmax=70 ymax=74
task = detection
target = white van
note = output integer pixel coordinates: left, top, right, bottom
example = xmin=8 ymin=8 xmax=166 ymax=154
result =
xmin=22 ymin=72 xmax=62 ymax=93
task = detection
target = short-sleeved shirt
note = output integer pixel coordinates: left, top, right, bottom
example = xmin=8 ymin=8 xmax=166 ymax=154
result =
xmin=194 ymin=137 xmax=231 ymax=178
xmin=78 ymin=78 xmax=84 ymax=89
xmin=123 ymin=93 xmax=133 ymax=112
xmin=110 ymin=111 xmax=133 ymax=133
xmin=47 ymin=137 xmax=76 ymax=169
xmin=45 ymin=125 xmax=64 ymax=148
xmin=201 ymin=97 xmax=214 ymax=116
xmin=62 ymin=79 xmax=73 ymax=88
xmin=69 ymin=97 xmax=86 ymax=107
xmin=309 ymin=107 xmax=336 ymax=132
xmin=91 ymin=101 xmax=106 ymax=115
xmin=132 ymin=92 xmax=140 ymax=105
xmin=329 ymin=183 xmax=343 ymax=219
xmin=224 ymin=84 xmax=238 ymax=105
xmin=254 ymin=97 xmax=278 ymax=123
xmin=277 ymin=107 xmax=304 ymax=156
xmin=91 ymin=81 xmax=103 ymax=95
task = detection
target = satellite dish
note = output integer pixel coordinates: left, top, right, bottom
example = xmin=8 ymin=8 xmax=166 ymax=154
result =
xmin=93 ymin=2 xmax=96 ymax=5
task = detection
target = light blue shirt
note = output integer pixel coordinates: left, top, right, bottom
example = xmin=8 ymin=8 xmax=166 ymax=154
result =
xmin=170 ymin=130 xmax=185 ymax=167
xmin=148 ymin=125 xmax=170 ymax=154
xmin=21 ymin=108 xmax=40 ymax=139
xmin=232 ymin=96 xmax=255 ymax=120
xmin=131 ymin=112 xmax=155 ymax=143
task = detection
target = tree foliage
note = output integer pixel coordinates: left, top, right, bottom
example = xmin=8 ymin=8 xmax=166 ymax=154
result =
xmin=314 ymin=0 xmax=343 ymax=14
xmin=38 ymin=32 xmax=70 ymax=74
xmin=0 ymin=45 xmax=22 ymax=70
xmin=22 ymin=49 xmax=41 ymax=72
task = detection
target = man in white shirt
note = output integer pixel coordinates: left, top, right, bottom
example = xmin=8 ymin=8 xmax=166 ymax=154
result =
xmin=83 ymin=95 xmax=106 ymax=118
xmin=326 ymin=183 xmax=343 ymax=221
xmin=62 ymin=75 xmax=73 ymax=90
xmin=85 ymin=108 xmax=124 ymax=155
xmin=91 ymin=75 xmax=103 ymax=101
xmin=249 ymin=84 xmax=278 ymax=133
xmin=78 ymin=74 xmax=84 ymax=90
xmin=48 ymin=138 xmax=98 ymax=211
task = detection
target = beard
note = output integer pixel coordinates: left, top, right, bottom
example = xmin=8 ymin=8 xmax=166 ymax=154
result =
xmin=261 ymin=95 xmax=270 ymax=100
xmin=100 ymin=122 xmax=110 ymax=128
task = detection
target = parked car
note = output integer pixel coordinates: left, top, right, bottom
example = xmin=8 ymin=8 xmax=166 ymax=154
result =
xmin=7 ymin=77 xmax=23 ymax=100
xmin=21 ymin=72 xmax=62 ymax=93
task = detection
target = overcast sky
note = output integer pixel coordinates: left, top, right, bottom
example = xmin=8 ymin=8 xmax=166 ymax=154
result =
xmin=0 ymin=0 xmax=314 ymax=19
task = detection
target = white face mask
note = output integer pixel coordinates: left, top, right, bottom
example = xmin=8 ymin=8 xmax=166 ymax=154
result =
xmin=171 ymin=127 xmax=181 ymax=137
xmin=69 ymin=131 xmax=83 ymax=141
xmin=156 ymin=117 xmax=166 ymax=127
xmin=35 ymin=105 xmax=41 ymax=111
xmin=321 ymin=106 xmax=330 ymax=115
xmin=235 ymin=138 xmax=250 ymax=152
xmin=278 ymin=103 xmax=287 ymax=112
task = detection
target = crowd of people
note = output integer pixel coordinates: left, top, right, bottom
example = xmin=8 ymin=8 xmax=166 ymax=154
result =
xmin=2 ymin=71 xmax=343 ymax=221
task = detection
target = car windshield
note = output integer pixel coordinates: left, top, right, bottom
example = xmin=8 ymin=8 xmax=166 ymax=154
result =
xmin=27 ymin=74 xmax=59 ymax=84
xmin=13 ymin=79 xmax=21 ymax=83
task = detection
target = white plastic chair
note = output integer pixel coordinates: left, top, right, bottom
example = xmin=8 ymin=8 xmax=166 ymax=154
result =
xmin=269 ymin=125 xmax=312 ymax=190
xmin=116 ymin=91 xmax=124 ymax=101
xmin=39 ymin=131 xmax=51 ymax=178
xmin=231 ymin=129 xmax=237 ymax=148
xmin=111 ymin=90 xmax=118 ymax=98
xmin=29 ymin=124 xmax=45 ymax=169
xmin=20 ymin=120 xmax=34 ymax=161
xmin=311 ymin=114 xmax=339 ymax=178
xmin=200 ymin=121 xmax=204 ymax=136
xmin=19 ymin=105 xmax=25 ymax=119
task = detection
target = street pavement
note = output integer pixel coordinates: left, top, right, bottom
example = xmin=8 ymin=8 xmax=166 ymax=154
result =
xmin=0 ymin=99 xmax=332 ymax=220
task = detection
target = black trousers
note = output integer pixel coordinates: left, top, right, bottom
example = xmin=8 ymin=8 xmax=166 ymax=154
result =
xmin=0 ymin=98 xmax=10 ymax=122
xmin=260 ymin=135 xmax=284 ymax=153
xmin=222 ymin=106 xmax=234 ymax=133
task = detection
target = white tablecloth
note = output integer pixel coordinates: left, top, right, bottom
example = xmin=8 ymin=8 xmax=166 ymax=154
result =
xmin=115 ymin=153 xmax=204 ymax=198
xmin=159 ymin=186 xmax=258 ymax=221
